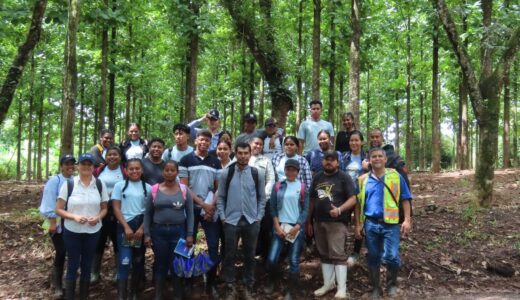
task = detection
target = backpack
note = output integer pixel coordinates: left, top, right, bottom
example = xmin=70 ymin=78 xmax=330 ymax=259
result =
xmin=274 ymin=181 xmax=305 ymax=208
xmin=151 ymin=183 xmax=188 ymax=205
xmin=65 ymin=178 xmax=103 ymax=211
xmin=223 ymin=162 xmax=260 ymax=209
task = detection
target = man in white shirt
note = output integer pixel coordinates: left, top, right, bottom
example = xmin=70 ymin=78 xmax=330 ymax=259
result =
xmin=297 ymin=100 xmax=335 ymax=155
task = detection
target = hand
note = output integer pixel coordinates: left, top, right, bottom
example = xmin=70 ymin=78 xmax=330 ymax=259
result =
xmin=275 ymin=227 xmax=286 ymax=239
xmin=401 ymin=219 xmax=412 ymax=237
xmin=134 ymin=227 xmax=144 ymax=241
xmin=186 ymin=236 xmax=194 ymax=248
xmin=288 ymin=225 xmax=300 ymax=238
xmin=74 ymin=215 xmax=88 ymax=224
xmin=362 ymin=159 xmax=370 ymax=171
xmin=304 ymin=222 xmax=313 ymax=237
xmin=202 ymin=203 xmax=215 ymax=215
xmin=87 ymin=216 xmax=99 ymax=226
xmin=203 ymin=212 xmax=214 ymax=222
xmin=354 ymin=224 xmax=363 ymax=240
xmin=144 ymin=236 xmax=152 ymax=248
xmin=329 ymin=204 xmax=341 ymax=218
xmin=48 ymin=221 xmax=57 ymax=234
xmin=269 ymin=135 xmax=276 ymax=149
xmin=124 ymin=226 xmax=134 ymax=241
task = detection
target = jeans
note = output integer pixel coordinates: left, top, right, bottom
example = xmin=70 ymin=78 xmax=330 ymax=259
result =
xmin=222 ymin=217 xmax=260 ymax=286
xmin=151 ymin=224 xmax=185 ymax=279
xmin=364 ymin=219 xmax=401 ymax=269
xmin=96 ymin=202 xmax=118 ymax=255
xmin=63 ymin=228 xmax=101 ymax=281
xmin=193 ymin=207 xmax=222 ymax=284
xmin=51 ymin=232 xmax=66 ymax=271
xmin=117 ymin=216 xmax=145 ymax=280
xmin=266 ymin=227 xmax=304 ymax=273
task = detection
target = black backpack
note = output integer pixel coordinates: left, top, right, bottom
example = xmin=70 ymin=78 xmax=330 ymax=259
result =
xmin=223 ymin=162 xmax=260 ymax=209
xmin=65 ymin=178 xmax=103 ymax=210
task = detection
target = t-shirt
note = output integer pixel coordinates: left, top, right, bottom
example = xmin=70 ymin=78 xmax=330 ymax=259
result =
xmin=112 ymin=180 xmax=152 ymax=222
xmin=98 ymin=166 xmax=124 ymax=197
xmin=345 ymin=154 xmax=362 ymax=186
xmin=162 ymin=145 xmax=194 ymax=162
xmin=363 ymin=173 xmax=412 ymax=218
xmin=234 ymin=129 xmax=262 ymax=148
xmin=311 ymin=170 xmax=355 ymax=222
xmin=274 ymin=155 xmax=291 ymax=182
xmin=278 ymin=180 xmax=302 ymax=224
xmin=179 ymin=152 xmax=221 ymax=204
xmin=142 ymin=157 xmax=166 ymax=185
xmin=58 ymin=176 xmax=109 ymax=233
xmin=335 ymin=131 xmax=351 ymax=153
xmin=297 ymin=119 xmax=335 ymax=155
xmin=126 ymin=140 xmax=145 ymax=160
xmin=263 ymin=135 xmax=283 ymax=160
xmin=144 ymin=188 xmax=194 ymax=237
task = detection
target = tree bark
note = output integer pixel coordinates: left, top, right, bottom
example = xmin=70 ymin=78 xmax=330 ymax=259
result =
xmin=458 ymin=72 xmax=469 ymax=169
xmin=431 ymin=19 xmax=441 ymax=173
xmin=240 ymin=43 xmax=247 ymax=130
xmin=394 ymin=104 xmax=400 ymax=156
xmin=249 ymin=59 xmax=255 ymax=114
xmin=348 ymin=0 xmax=361 ymax=121
xmin=366 ymin=69 xmax=370 ymax=133
xmin=503 ymin=65 xmax=511 ymax=168
xmin=0 ymin=0 xmax=47 ymax=126
xmin=259 ymin=76 xmax=265 ymax=124
xmin=16 ymin=97 xmax=23 ymax=180
xmin=405 ymin=13 xmax=412 ymax=170
xmin=296 ymin=0 xmax=304 ymax=128
xmin=311 ymin=0 xmax=321 ymax=102
xmin=419 ymin=91 xmax=425 ymax=170
xmin=27 ymin=55 xmax=35 ymax=180
xmin=184 ymin=1 xmax=199 ymax=123
xmin=37 ymin=72 xmax=44 ymax=180
xmin=513 ymin=60 xmax=518 ymax=166
xmin=99 ymin=0 xmax=108 ymax=130
xmin=108 ymin=2 xmax=117 ymax=131
xmin=328 ymin=0 xmax=336 ymax=123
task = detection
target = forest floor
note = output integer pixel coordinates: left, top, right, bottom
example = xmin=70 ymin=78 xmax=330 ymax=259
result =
xmin=0 ymin=169 xmax=519 ymax=299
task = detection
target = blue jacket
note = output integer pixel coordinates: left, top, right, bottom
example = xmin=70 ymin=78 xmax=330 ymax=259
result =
xmin=269 ymin=179 xmax=309 ymax=226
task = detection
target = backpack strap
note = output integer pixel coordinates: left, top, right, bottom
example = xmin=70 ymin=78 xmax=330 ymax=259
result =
xmin=65 ymin=179 xmax=74 ymax=211
xmin=251 ymin=167 xmax=260 ymax=203
xmin=223 ymin=162 xmax=237 ymax=209
xmin=95 ymin=178 xmax=102 ymax=196
xmin=168 ymin=147 xmax=174 ymax=161
xmin=151 ymin=183 xmax=160 ymax=206
xmin=96 ymin=143 xmax=104 ymax=153
xmin=274 ymin=181 xmax=281 ymax=193
xmin=300 ymin=182 xmax=305 ymax=207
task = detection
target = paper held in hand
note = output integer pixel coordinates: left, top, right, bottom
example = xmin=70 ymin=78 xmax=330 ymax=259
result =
xmin=281 ymin=223 xmax=300 ymax=243
xmin=174 ymin=238 xmax=195 ymax=258
xmin=200 ymin=191 xmax=218 ymax=222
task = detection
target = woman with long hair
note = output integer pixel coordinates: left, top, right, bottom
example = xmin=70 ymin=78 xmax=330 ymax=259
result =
xmin=119 ymin=123 xmax=148 ymax=163
xmin=335 ymin=112 xmax=358 ymax=153
xmin=271 ymin=136 xmax=312 ymax=191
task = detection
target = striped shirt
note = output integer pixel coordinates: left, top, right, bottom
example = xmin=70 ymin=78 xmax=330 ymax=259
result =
xmin=179 ymin=152 xmax=221 ymax=204
xmin=271 ymin=153 xmax=313 ymax=192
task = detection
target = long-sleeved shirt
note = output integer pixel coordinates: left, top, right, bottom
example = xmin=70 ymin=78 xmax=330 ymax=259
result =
xmin=217 ymin=165 xmax=266 ymax=225
xmin=271 ymin=153 xmax=312 ymax=191
xmin=249 ymin=154 xmax=275 ymax=201
xmin=39 ymin=174 xmax=71 ymax=219
xmin=187 ymin=117 xmax=221 ymax=151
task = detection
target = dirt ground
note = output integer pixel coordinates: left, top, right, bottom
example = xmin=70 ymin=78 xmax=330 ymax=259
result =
xmin=0 ymin=169 xmax=519 ymax=299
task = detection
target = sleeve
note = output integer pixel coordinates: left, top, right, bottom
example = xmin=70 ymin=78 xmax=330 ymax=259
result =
xmin=178 ymin=156 xmax=189 ymax=179
xmin=100 ymin=181 xmax=109 ymax=202
xmin=264 ymin=160 xmax=276 ymax=200
xmin=328 ymin=122 xmax=335 ymax=137
xmin=161 ymin=149 xmax=170 ymax=162
xmin=112 ymin=181 xmax=123 ymax=201
xmin=300 ymin=158 xmax=313 ymax=191
xmin=185 ymin=191 xmax=194 ymax=237
xmin=216 ymin=169 xmax=228 ymax=221
xmin=296 ymin=122 xmax=305 ymax=140
xmin=297 ymin=187 xmax=310 ymax=226
xmin=338 ymin=151 xmax=345 ymax=172
xmin=58 ymin=179 xmax=69 ymax=202
xmin=399 ymin=174 xmax=413 ymax=201
xmin=39 ymin=176 xmax=60 ymax=218
xmin=343 ymin=172 xmax=356 ymax=199
xmin=269 ymin=183 xmax=278 ymax=218
xmin=143 ymin=193 xmax=153 ymax=237
xmin=187 ymin=117 xmax=204 ymax=141
xmin=305 ymin=152 xmax=311 ymax=164
xmin=256 ymin=171 xmax=267 ymax=221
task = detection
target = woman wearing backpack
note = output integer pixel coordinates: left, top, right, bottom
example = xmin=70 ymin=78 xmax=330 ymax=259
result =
xmin=271 ymin=136 xmax=312 ymax=191
xmin=90 ymin=146 xmax=127 ymax=284
xmin=119 ymin=123 xmax=148 ymax=163
xmin=144 ymin=160 xmax=194 ymax=300
xmin=112 ymin=158 xmax=152 ymax=299
xmin=39 ymin=154 xmax=76 ymax=299
xmin=264 ymin=159 xmax=309 ymax=299
xmin=56 ymin=153 xmax=109 ymax=299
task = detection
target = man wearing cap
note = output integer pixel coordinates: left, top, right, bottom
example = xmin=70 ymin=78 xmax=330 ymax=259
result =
xmin=308 ymin=150 xmax=357 ymax=299
xmin=187 ymin=109 xmax=222 ymax=151
xmin=262 ymin=117 xmax=284 ymax=160
xmin=234 ymin=112 xmax=261 ymax=147
xmin=162 ymin=123 xmax=194 ymax=162
xmin=297 ymin=100 xmax=335 ymax=155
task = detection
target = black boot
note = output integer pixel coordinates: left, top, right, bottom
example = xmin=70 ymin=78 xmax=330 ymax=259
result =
xmin=205 ymin=269 xmax=219 ymax=299
xmin=129 ymin=275 xmax=143 ymax=300
xmin=367 ymin=267 xmax=381 ymax=299
xmin=263 ymin=264 xmax=279 ymax=294
xmin=90 ymin=254 xmax=102 ymax=284
xmin=172 ymin=275 xmax=183 ymax=300
xmin=154 ymin=278 xmax=165 ymax=300
xmin=79 ymin=280 xmax=89 ymax=300
xmin=386 ymin=266 xmax=399 ymax=297
xmin=283 ymin=273 xmax=299 ymax=300
xmin=65 ymin=281 xmax=75 ymax=300
xmin=51 ymin=266 xmax=64 ymax=299
xmin=117 ymin=279 xmax=128 ymax=300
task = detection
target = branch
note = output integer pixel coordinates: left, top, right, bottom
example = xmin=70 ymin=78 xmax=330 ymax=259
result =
xmin=490 ymin=26 xmax=520 ymax=93
xmin=0 ymin=0 xmax=48 ymax=126
xmin=434 ymin=0 xmax=482 ymax=118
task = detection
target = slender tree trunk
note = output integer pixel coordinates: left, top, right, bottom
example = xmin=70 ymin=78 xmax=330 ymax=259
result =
xmin=79 ymin=100 xmax=84 ymax=154
xmin=249 ymin=59 xmax=255 ymax=115
xmin=405 ymin=14 xmax=412 ymax=169
xmin=259 ymin=76 xmax=265 ymax=122
xmin=348 ymin=0 xmax=361 ymax=120
xmin=458 ymin=73 xmax=469 ymax=169
xmin=296 ymin=0 xmax=304 ymax=128
xmin=328 ymin=0 xmax=336 ymax=123
xmin=45 ymin=124 xmax=50 ymax=178
xmin=60 ymin=0 xmax=80 ymax=156
xmin=394 ymin=103 xmax=400 ymax=156
xmin=99 ymin=0 xmax=109 ymax=130
xmin=184 ymin=1 xmax=199 ymax=123
xmin=108 ymin=20 xmax=116 ymax=131
xmin=125 ymin=84 xmax=131 ymax=130
xmin=513 ymin=60 xmax=519 ymax=166
xmin=503 ymin=66 xmax=511 ymax=168
xmin=311 ymin=0 xmax=321 ymax=102
xmin=37 ymin=73 xmax=44 ymax=180
xmin=419 ymin=91 xmax=425 ymax=170
xmin=366 ymin=69 xmax=370 ymax=132
xmin=0 ymin=0 xmax=47 ymax=126
xmin=16 ymin=97 xmax=23 ymax=180
xmin=240 ymin=44 xmax=247 ymax=130
xmin=431 ymin=20 xmax=441 ymax=173
xmin=27 ymin=55 xmax=35 ymax=180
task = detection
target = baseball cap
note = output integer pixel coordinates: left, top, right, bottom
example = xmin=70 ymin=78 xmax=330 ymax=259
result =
xmin=208 ymin=109 xmax=220 ymax=120
xmin=60 ymin=154 xmax=76 ymax=165
xmin=284 ymin=159 xmax=300 ymax=171
xmin=78 ymin=153 xmax=96 ymax=164
xmin=244 ymin=112 xmax=257 ymax=122
xmin=323 ymin=150 xmax=339 ymax=161
xmin=264 ymin=117 xmax=276 ymax=127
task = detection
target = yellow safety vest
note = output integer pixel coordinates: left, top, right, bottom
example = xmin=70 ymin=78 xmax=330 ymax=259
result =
xmin=357 ymin=168 xmax=401 ymax=224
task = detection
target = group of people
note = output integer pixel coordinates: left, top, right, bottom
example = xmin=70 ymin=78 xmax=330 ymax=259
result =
xmin=39 ymin=100 xmax=412 ymax=300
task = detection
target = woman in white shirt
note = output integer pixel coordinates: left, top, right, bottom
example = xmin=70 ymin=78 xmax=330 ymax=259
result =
xmin=56 ymin=153 xmax=109 ymax=299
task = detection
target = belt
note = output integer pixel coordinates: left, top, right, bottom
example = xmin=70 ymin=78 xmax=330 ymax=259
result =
xmin=365 ymin=216 xmax=385 ymax=224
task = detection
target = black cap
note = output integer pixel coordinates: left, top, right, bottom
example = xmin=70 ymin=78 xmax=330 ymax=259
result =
xmin=323 ymin=150 xmax=339 ymax=161
xmin=284 ymin=159 xmax=300 ymax=171
xmin=208 ymin=109 xmax=220 ymax=120
xmin=78 ymin=153 xmax=96 ymax=164
xmin=244 ymin=112 xmax=257 ymax=122
xmin=264 ymin=117 xmax=276 ymax=127
xmin=60 ymin=154 xmax=76 ymax=165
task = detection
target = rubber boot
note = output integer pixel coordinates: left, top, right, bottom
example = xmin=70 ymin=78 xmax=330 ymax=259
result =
xmin=65 ymin=281 xmax=75 ymax=300
xmin=79 ymin=280 xmax=89 ymax=300
xmin=334 ymin=265 xmax=348 ymax=299
xmin=90 ymin=254 xmax=102 ymax=284
xmin=367 ymin=266 xmax=381 ymax=299
xmin=51 ymin=266 xmax=64 ymax=299
xmin=205 ymin=268 xmax=219 ymax=299
xmin=314 ymin=263 xmax=336 ymax=296
xmin=154 ymin=278 xmax=165 ymax=300
xmin=283 ymin=273 xmax=299 ymax=300
xmin=263 ymin=264 xmax=279 ymax=294
xmin=386 ymin=265 xmax=399 ymax=297
xmin=172 ymin=275 xmax=183 ymax=300
xmin=130 ymin=275 xmax=142 ymax=300
xmin=117 ymin=279 xmax=128 ymax=300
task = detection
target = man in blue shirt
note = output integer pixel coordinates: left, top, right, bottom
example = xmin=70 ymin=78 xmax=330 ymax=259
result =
xmin=187 ymin=109 xmax=221 ymax=151
xmin=356 ymin=147 xmax=412 ymax=299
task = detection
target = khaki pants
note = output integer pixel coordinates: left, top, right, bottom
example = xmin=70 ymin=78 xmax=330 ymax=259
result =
xmin=314 ymin=221 xmax=348 ymax=265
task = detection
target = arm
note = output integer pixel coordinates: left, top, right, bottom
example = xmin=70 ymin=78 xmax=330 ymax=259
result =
xmin=143 ymin=193 xmax=153 ymax=239
xmin=187 ymin=116 xmax=205 ymax=140
xmin=300 ymin=159 xmax=313 ymax=191
xmin=89 ymin=202 xmax=108 ymax=226
xmin=256 ymin=173 xmax=267 ymax=221
xmin=400 ymin=200 xmax=412 ymax=236
xmin=216 ymin=169 xmax=228 ymax=222
xmin=39 ymin=176 xmax=59 ymax=232
xmin=264 ymin=160 xmax=276 ymax=200
xmin=354 ymin=201 xmax=362 ymax=239
xmin=296 ymin=189 xmax=310 ymax=226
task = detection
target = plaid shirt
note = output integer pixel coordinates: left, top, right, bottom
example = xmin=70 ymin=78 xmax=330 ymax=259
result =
xmin=271 ymin=153 xmax=313 ymax=191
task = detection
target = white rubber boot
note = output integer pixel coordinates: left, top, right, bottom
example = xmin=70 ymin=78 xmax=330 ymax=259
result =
xmin=334 ymin=265 xmax=348 ymax=299
xmin=314 ymin=263 xmax=336 ymax=296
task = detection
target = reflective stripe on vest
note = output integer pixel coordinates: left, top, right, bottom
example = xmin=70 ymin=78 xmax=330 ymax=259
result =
xmin=358 ymin=168 xmax=401 ymax=224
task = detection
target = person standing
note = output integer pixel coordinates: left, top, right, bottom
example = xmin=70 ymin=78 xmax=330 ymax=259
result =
xmin=355 ymin=147 xmax=412 ymax=299
xmin=91 ymin=129 xmax=114 ymax=167
xmin=335 ymin=112 xmax=358 ymax=153
xmin=271 ymin=136 xmax=312 ymax=191
xmin=187 ymin=109 xmax=222 ymax=151
xmin=309 ymin=151 xmax=357 ymax=299
xmin=56 ymin=153 xmax=109 ymax=300
xmin=162 ymin=123 xmax=194 ymax=162
xmin=119 ymin=123 xmax=148 ymax=163
xmin=297 ymin=100 xmax=335 ymax=155
xmin=217 ymin=143 xmax=266 ymax=300
xmin=39 ymin=154 xmax=76 ymax=299
xmin=306 ymin=130 xmax=344 ymax=175
xmin=142 ymin=138 xmax=166 ymax=185
xmin=262 ymin=118 xmax=284 ymax=160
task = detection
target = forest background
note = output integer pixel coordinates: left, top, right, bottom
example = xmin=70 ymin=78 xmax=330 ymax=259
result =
xmin=0 ymin=0 xmax=519 ymax=208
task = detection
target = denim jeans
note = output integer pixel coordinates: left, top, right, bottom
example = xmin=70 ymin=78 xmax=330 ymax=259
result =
xmin=63 ymin=228 xmax=101 ymax=281
xmin=117 ymin=216 xmax=145 ymax=280
xmin=364 ymin=218 xmax=401 ymax=269
xmin=266 ymin=227 xmax=304 ymax=273
xmin=222 ymin=217 xmax=260 ymax=286
xmin=150 ymin=224 xmax=186 ymax=280
xmin=193 ymin=206 xmax=222 ymax=284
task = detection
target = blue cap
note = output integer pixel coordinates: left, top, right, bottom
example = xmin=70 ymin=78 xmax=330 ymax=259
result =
xmin=60 ymin=154 xmax=76 ymax=165
xmin=78 ymin=153 xmax=95 ymax=164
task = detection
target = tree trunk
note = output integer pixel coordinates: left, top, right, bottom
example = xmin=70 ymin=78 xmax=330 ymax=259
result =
xmin=394 ymin=104 xmax=400 ymax=156
xmin=431 ymin=19 xmax=441 ymax=173
xmin=502 ymin=66 xmax=510 ymax=168
xmin=328 ymin=0 xmax=336 ymax=123
xmin=259 ymin=76 xmax=265 ymax=122
xmin=184 ymin=1 xmax=199 ymax=123
xmin=405 ymin=14 xmax=412 ymax=170
xmin=27 ymin=55 xmax=35 ymax=180
xmin=16 ymin=97 xmax=23 ymax=180
xmin=108 ymin=20 xmax=116 ymax=131
xmin=79 ymin=100 xmax=84 ymax=154
xmin=296 ymin=0 xmax=304 ymax=128
xmin=366 ymin=69 xmax=370 ymax=133
xmin=37 ymin=73 xmax=44 ymax=180
xmin=419 ymin=91 xmax=425 ymax=170
xmin=348 ymin=0 xmax=361 ymax=121
xmin=513 ymin=60 xmax=519 ymax=166
xmin=99 ymin=0 xmax=108 ymax=130
xmin=45 ymin=124 xmax=50 ymax=178
xmin=125 ymin=84 xmax=131 ymax=130
xmin=240 ymin=44 xmax=247 ymax=130
xmin=249 ymin=59 xmax=255 ymax=115
xmin=311 ymin=0 xmax=321 ymax=102
xmin=0 ymin=0 xmax=47 ymax=126
xmin=60 ymin=0 xmax=80 ymax=156
xmin=458 ymin=72 xmax=469 ymax=169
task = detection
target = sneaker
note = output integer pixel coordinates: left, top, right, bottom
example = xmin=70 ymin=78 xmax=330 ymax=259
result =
xmin=224 ymin=284 xmax=237 ymax=300
xmin=347 ymin=254 xmax=359 ymax=268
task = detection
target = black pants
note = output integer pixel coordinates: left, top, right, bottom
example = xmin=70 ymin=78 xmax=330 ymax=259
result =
xmin=257 ymin=201 xmax=273 ymax=258
xmin=96 ymin=204 xmax=118 ymax=255
xmin=51 ymin=232 xmax=66 ymax=271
